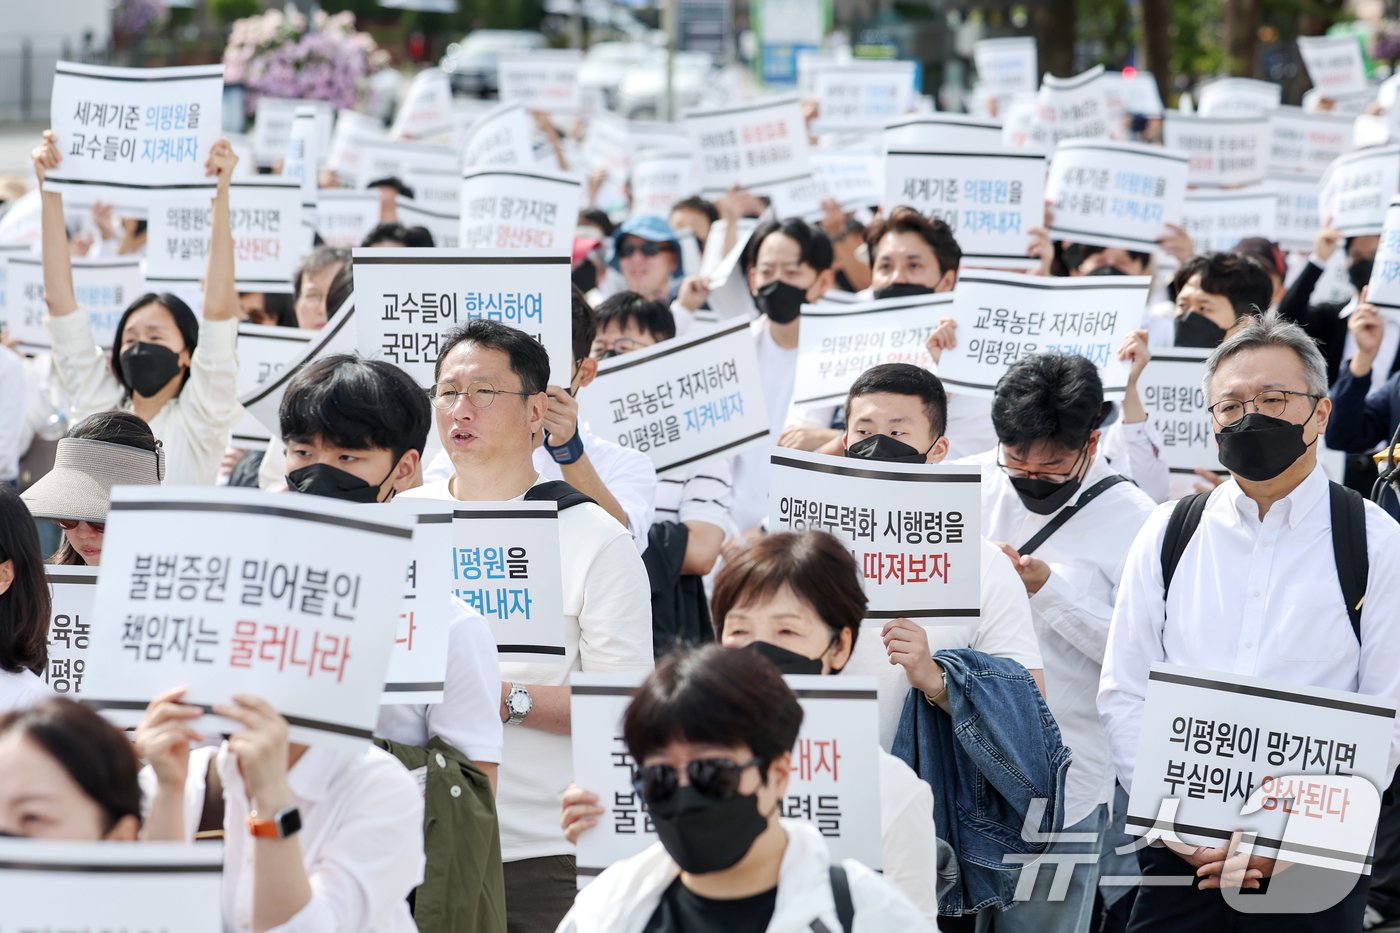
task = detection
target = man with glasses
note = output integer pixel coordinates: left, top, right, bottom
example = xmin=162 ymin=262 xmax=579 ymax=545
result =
xmin=1099 ymin=311 xmax=1400 ymax=931
xmin=401 ymin=318 xmax=653 ymax=933
xmin=612 ymin=215 xmax=682 ymax=303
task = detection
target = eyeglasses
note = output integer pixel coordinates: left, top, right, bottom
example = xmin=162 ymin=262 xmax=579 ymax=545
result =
xmin=428 ymin=381 xmax=533 ymax=412
xmin=996 ymin=445 xmax=1087 ymax=483
xmin=1207 ymin=390 xmax=1321 ymax=427
xmin=617 ymin=241 xmax=672 ymax=259
xmin=56 ymin=519 xmax=105 ymax=533
xmin=590 ymin=337 xmax=651 ymax=359
xmin=631 ymin=756 xmax=763 ymax=808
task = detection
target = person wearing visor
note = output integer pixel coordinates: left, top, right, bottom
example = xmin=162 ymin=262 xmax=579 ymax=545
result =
xmin=557 ymin=643 xmax=937 ymax=932
xmin=21 ymin=411 xmax=164 ymax=566
xmin=613 ymin=215 xmax=682 ymax=304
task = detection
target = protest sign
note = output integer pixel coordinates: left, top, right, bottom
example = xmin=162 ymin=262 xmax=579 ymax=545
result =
xmin=384 ymin=501 xmax=454 ymax=703
xmin=811 ymin=147 xmax=882 ymax=209
xmin=1321 ymin=145 xmax=1400 ymax=236
xmin=146 ymin=177 xmax=302 ymax=293
xmin=1163 ymin=113 xmax=1271 ymax=188
xmin=463 ymin=102 xmax=536 ymax=168
xmin=0 ymin=839 xmax=222 ymax=931
xmin=1046 ymin=140 xmax=1189 ymax=252
xmin=252 ymin=97 xmax=333 ymax=168
xmin=497 ymin=50 xmax=584 ymax=116
xmin=974 ymin=36 xmax=1038 ymax=100
xmin=43 ymin=565 xmax=96 ymax=696
xmin=769 ymin=449 xmax=982 ymax=622
xmin=1272 ymin=174 xmax=1323 ymax=251
xmin=760 ymin=172 xmax=828 ymax=219
xmin=449 ymin=501 xmax=566 ymax=661
xmin=1122 ymin=70 xmax=1165 ymax=118
xmin=459 ymin=167 xmax=580 ymax=252
xmin=401 ymin=167 xmax=461 ymax=215
xmin=1136 ymin=348 xmax=1223 ymax=487
xmin=1196 ymin=77 xmax=1283 ymax=117
xmin=1180 ymin=185 xmax=1278 ymax=253
xmin=379 ymin=0 xmax=454 ymax=9
xmin=391 ymin=67 xmax=455 ymax=140
xmin=630 ymin=152 xmax=700 ymax=218
xmin=394 ymin=198 xmax=461 ymax=249
xmin=241 ymin=304 xmax=360 ymax=436
xmin=82 ymin=487 xmax=414 ymax=747
xmin=941 ymin=270 xmax=1148 ymax=400
xmin=352 ymin=247 xmax=572 ymax=387
xmin=1 ymin=254 xmax=144 ymax=354
xmin=1001 ymin=93 xmax=1046 ymax=151
xmin=45 ymin=62 xmax=224 ymax=212
xmin=571 ymin=672 xmax=884 ymax=886
xmin=792 ymin=294 xmax=946 ymax=407
xmin=283 ymin=105 xmax=321 ymax=215
xmin=1127 ymin=663 xmax=1396 ymax=872
xmin=352 ymin=135 xmax=459 ymax=193
xmin=884 ymin=147 xmax=1045 ymax=268
xmin=1368 ymin=196 xmax=1400 ymax=311
xmin=326 ymin=108 xmax=386 ymax=187
xmin=230 ymin=323 xmax=315 ymax=450
xmin=884 ymin=113 xmax=1005 ymax=153
xmin=808 ymin=61 xmax=916 ymax=133
xmin=1355 ymin=113 xmax=1392 ymax=149
xmin=0 ymin=191 xmax=42 ymax=248
xmin=1298 ymin=34 xmax=1370 ymax=98
xmin=686 ymin=96 xmax=811 ymax=195
xmin=0 ymin=244 xmax=29 ymax=324
xmin=1031 ymin=65 xmax=1115 ymax=148
xmin=580 ymin=317 xmax=770 ymax=474
xmin=1269 ymin=107 xmax=1354 ymax=179
xmin=316 ymin=188 xmax=382 ymax=248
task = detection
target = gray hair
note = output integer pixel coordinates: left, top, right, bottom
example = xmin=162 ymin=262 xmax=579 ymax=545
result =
xmin=1203 ymin=309 xmax=1328 ymax=400
xmin=293 ymin=245 xmax=351 ymax=297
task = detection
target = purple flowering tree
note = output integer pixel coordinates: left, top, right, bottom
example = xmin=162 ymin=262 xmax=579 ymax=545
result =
xmin=222 ymin=8 xmax=390 ymax=115
xmin=114 ymin=0 xmax=170 ymax=38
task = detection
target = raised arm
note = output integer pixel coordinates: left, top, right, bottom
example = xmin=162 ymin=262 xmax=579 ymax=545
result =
xmin=202 ymin=139 xmax=239 ymax=322
xmin=32 ymin=131 xmax=78 ymax=317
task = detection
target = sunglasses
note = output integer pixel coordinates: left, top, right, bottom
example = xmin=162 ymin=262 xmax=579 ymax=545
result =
xmin=55 ymin=519 xmax=106 ymax=533
xmin=617 ymin=241 xmax=672 ymax=259
xmin=631 ymin=756 xmax=763 ymax=808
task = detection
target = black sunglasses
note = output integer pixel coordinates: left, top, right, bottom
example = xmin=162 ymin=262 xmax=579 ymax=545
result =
xmin=617 ymin=241 xmax=672 ymax=259
xmin=632 ymin=756 xmax=763 ymax=808
xmin=56 ymin=519 xmax=106 ymax=533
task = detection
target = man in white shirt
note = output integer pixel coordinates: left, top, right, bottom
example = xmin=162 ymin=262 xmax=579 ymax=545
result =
xmin=1099 ymin=311 xmax=1400 ymax=931
xmin=973 ymin=352 xmax=1157 ymax=933
xmin=401 ymin=319 xmax=653 ymax=933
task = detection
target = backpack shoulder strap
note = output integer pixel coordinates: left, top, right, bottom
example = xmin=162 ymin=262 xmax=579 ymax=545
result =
xmin=522 ymin=480 xmax=596 ymax=512
xmin=195 ymin=752 xmax=225 ymax=839
xmin=1160 ymin=492 xmax=1210 ymax=596
xmin=815 ymin=863 xmax=855 ymax=933
xmin=1018 ymin=474 xmax=1133 ymax=556
xmin=1328 ymin=482 xmax=1368 ymax=640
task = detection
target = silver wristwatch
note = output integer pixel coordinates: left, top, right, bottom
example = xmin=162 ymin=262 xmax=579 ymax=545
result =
xmin=505 ymin=682 xmax=533 ymax=725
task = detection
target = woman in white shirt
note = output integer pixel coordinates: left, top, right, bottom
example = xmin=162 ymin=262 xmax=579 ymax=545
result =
xmin=31 ymin=132 xmax=242 ymax=486
xmin=0 ymin=488 xmax=53 ymax=713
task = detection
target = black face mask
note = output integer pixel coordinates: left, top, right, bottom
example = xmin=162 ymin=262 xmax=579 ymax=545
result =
xmin=1216 ymin=412 xmax=1312 ymax=482
xmin=846 ymin=433 xmax=935 ymax=464
xmin=286 ymin=463 xmax=394 ymax=503
xmin=571 ymin=260 xmax=598 ymax=294
xmin=754 ymin=280 xmax=806 ymax=324
xmin=1007 ymin=447 xmax=1088 ymax=516
xmin=746 ymin=640 xmax=824 ymax=675
xmin=873 ymin=282 xmax=934 ymax=302
xmin=1174 ymin=311 xmax=1229 ymax=348
xmin=649 ymin=784 xmax=770 ymax=874
xmin=119 ymin=342 xmax=183 ymax=398
xmin=1350 ymin=258 xmax=1375 ymax=293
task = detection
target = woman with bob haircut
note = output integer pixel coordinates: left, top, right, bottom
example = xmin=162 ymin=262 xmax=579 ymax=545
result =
xmin=0 ymin=487 xmax=52 ymax=712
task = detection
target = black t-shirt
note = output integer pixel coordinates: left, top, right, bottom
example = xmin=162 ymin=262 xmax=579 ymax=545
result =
xmin=641 ymin=877 xmax=779 ymax=933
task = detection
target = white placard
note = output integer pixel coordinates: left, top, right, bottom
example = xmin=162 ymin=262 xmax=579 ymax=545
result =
xmin=974 ymin=37 xmax=1038 ymax=99
xmin=449 ymin=501 xmax=566 ymax=662
xmin=580 ymin=317 xmax=770 ymax=475
xmin=1270 ymin=106 xmax=1355 ymax=180
xmin=146 ymin=177 xmax=302 ymax=292
xmin=230 ymin=323 xmax=314 ymax=450
xmin=0 ymin=244 xmax=31 ymax=326
xmin=940 ymin=270 xmax=1149 ymax=400
xmin=83 ymin=486 xmax=414 ymax=748
xmin=401 ymin=167 xmax=461 ymax=216
xmin=459 ymin=167 xmax=581 ymax=252
xmin=1137 ymin=348 xmax=1222 ymax=482
xmin=391 ymin=67 xmax=455 ymax=140
xmin=686 ymin=96 xmax=811 ymax=195
xmin=1298 ymin=34 xmax=1370 ymax=99
xmin=571 ymin=672 xmax=884 ymax=886
xmin=1031 ymin=65 xmax=1114 ymax=148
xmin=394 ymin=198 xmax=461 ymax=249
xmin=1164 ymin=113 xmax=1271 ymax=188
xmin=884 ymin=147 xmax=1046 ymax=268
xmin=769 ymin=449 xmax=982 ymax=623
xmin=326 ymin=108 xmax=386 ymax=186
xmin=809 ymin=61 xmax=916 ymax=133
xmin=759 ymin=172 xmax=828 ymax=219
xmin=1368 ymin=196 xmax=1400 ymax=310
xmin=283 ymin=105 xmax=320 ymax=214
xmin=379 ymin=0 xmax=454 ymax=10
xmin=352 ymin=247 xmax=572 ymax=388
xmin=43 ymin=565 xmax=97 ymax=696
xmin=2 ymin=254 xmax=145 ymax=353
xmin=1046 ymin=140 xmax=1190 ymax=252
xmin=0 ymin=190 xmax=43 ymax=247
xmin=630 ymin=152 xmax=700 ymax=218
xmin=1127 ymin=663 xmax=1396 ymax=871
xmin=384 ymin=501 xmax=453 ymax=703
xmin=462 ymin=102 xmax=539 ymax=170
xmin=45 ymin=62 xmax=224 ymax=210
xmin=811 ymin=148 xmax=882 ymax=209
xmin=1180 ymin=185 xmax=1279 ymax=253
xmin=792 ymin=294 xmax=946 ymax=406
xmin=353 ymin=138 xmax=461 ymax=194
xmin=241 ymin=303 xmax=360 ymax=436
xmin=0 ymin=839 xmax=223 ymax=931
xmin=497 ymin=50 xmax=584 ymax=117
xmin=252 ymin=97 xmax=333 ymax=168
xmin=316 ymin=189 xmax=382 ymax=248
xmin=1197 ymin=77 xmax=1284 ymax=117
xmin=1272 ymin=174 xmax=1324 ymax=251
xmin=1122 ymin=71 xmax=1165 ymax=118
xmin=1321 ymin=145 xmax=1400 ymax=236
xmin=884 ymin=113 xmax=1005 ymax=153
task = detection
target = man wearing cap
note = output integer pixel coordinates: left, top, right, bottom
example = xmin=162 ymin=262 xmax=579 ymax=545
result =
xmin=612 ymin=215 xmax=681 ymax=304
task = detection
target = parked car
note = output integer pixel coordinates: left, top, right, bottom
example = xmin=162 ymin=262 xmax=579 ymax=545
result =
xmin=439 ymin=30 xmax=546 ymax=97
xmin=615 ymin=51 xmax=717 ymax=120
xmin=578 ymin=41 xmax=665 ymax=109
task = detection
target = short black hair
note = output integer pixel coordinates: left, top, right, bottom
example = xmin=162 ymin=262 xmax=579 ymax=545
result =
xmin=572 ymin=286 xmax=597 ymax=363
xmin=1062 ymin=243 xmax=1151 ymax=275
xmin=326 ymin=262 xmax=353 ymax=321
xmin=1171 ymin=251 xmax=1274 ymax=319
xmin=594 ymin=291 xmax=677 ymax=342
xmin=865 ymin=206 xmax=962 ymax=277
xmin=293 ymin=246 xmax=351 ymax=301
xmin=403 ymin=225 xmax=435 ymax=248
xmin=992 ymin=353 xmax=1105 ymax=454
xmin=262 ymin=292 xmax=297 ymax=327
xmin=279 ymin=354 xmax=432 ymax=460
xmin=845 ymin=363 xmax=948 ymax=438
xmin=622 ymin=643 xmax=803 ymax=779
xmin=670 ymin=196 xmax=719 ymax=225
xmin=0 ymin=487 xmax=49 ymax=676
xmin=742 ymin=217 xmax=834 ymax=276
xmin=579 ymin=207 xmax=615 ymax=238
xmin=435 ymin=319 xmax=550 ymax=394
xmin=361 ymin=222 xmax=411 ymax=247
xmin=109 ymin=293 xmax=199 ymax=398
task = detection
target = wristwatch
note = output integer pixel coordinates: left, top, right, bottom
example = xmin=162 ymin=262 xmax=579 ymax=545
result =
xmin=544 ymin=430 xmax=585 ymax=465
xmin=505 ymin=682 xmax=533 ymax=725
xmin=247 ymin=805 xmax=302 ymax=840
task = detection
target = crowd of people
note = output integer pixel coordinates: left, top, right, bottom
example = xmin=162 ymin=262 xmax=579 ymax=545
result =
xmin=4 ymin=43 xmax=1400 ymax=933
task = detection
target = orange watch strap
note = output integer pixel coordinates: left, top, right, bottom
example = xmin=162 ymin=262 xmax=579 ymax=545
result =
xmin=247 ymin=812 xmax=279 ymax=838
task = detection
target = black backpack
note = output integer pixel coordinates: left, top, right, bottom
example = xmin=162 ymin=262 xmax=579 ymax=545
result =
xmin=522 ymin=480 xmax=595 ymax=512
xmin=808 ymin=865 xmax=854 ymax=933
xmin=1160 ymin=482 xmax=1368 ymax=638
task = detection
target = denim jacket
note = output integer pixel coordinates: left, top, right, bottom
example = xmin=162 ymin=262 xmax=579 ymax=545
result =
xmin=891 ymin=648 xmax=1072 ymax=916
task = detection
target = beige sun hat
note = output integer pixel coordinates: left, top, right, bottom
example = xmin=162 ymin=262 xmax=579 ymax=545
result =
xmin=21 ymin=437 xmax=165 ymax=524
